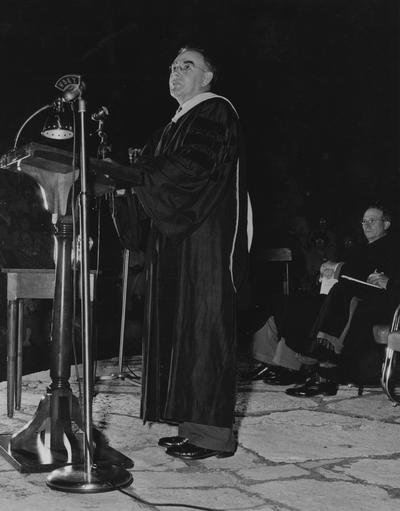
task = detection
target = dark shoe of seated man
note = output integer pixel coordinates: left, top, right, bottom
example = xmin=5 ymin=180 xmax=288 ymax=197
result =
xmin=166 ymin=442 xmax=235 ymax=460
xmin=285 ymin=337 xmax=340 ymax=397
xmin=285 ymin=376 xmax=338 ymax=397
xmin=263 ymin=366 xmax=310 ymax=386
xmin=158 ymin=436 xmax=188 ymax=448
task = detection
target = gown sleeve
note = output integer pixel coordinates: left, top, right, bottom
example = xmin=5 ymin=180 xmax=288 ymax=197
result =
xmin=133 ymin=99 xmax=240 ymax=242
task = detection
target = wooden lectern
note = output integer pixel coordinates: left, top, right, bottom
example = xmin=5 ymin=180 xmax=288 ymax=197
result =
xmin=0 ymin=143 xmax=140 ymax=473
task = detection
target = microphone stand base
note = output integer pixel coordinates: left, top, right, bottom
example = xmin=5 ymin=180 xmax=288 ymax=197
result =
xmin=46 ymin=463 xmax=133 ymax=493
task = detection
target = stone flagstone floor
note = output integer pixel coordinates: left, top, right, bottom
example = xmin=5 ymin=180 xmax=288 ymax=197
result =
xmin=0 ymin=355 xmax=399 ymax=510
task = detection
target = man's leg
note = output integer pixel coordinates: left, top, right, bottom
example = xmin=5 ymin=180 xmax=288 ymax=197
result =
xmin=272 ymin=338 xmax=302 ymax=371
xmin=261 ymin=337 xmax=314 ymax=385
xmin=179 ymin=422 xmax=236 ymax=452
xmin=242 ymin=315 xmax=280 ymax=380
xmin=160 ymin=422 xmax=236 ymax=460
xmin=250 ymin=316 xmax=279 ymax=366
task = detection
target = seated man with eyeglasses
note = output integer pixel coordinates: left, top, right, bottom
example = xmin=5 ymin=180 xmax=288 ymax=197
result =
xmin=284 ymin=204 xmax=400 ymax=397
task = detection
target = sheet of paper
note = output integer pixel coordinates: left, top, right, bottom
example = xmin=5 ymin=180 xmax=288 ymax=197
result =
xmin=319 ymin=276 xmax=338 ymax=295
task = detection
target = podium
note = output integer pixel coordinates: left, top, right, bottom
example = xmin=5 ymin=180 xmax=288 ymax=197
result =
xmin=0 ymin=143 xmax=140 ymax=472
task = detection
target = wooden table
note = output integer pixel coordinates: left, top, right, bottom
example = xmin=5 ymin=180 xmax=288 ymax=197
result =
xmin=2 ymin=269 xmax=56 ymax=418
xmin=2 ymin=268 xmax=95 ymax=418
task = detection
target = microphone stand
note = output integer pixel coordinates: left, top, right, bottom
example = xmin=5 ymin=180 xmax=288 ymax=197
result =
xmin=46 ymin=89 xmax=133 ymax=493
xmin=97 ymin=246 xmax=140 ymax=385
xmin=94 ymin=130 xmax=141 ymax=386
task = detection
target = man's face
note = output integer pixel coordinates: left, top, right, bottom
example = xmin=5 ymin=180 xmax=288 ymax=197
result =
xmin=169 ymin=50 xmax=212 ymax=105
xmin=361 ymin=207 xmax=390 ymax=243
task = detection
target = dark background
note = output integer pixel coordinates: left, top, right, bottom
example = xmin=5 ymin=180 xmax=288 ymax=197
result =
xmin=1 ymin=0 xmax=398 ymax=240
xmin=0 ymin=0 xmax=398 ymax=370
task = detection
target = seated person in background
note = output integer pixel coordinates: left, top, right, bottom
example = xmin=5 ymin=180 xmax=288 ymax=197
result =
xmin=246 ymin=204 xmax=400 ymax=389
xmin=336 ymin=267 xmax=400 ymax=386
xmin=286 ymin=204 xmax=400 ymax=396
xmin=244 ymin=312 xmax=314 ymax=384
xmin=258 ymin=293 xmax=325 ymax=385
xmin=243 ymin=214 xmax=322 ymax=382
xmin=244 ymin=236 xmax=330 ymax=383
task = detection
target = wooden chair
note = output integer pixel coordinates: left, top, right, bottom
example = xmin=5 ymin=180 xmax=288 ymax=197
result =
xmin=260 ymin=247 xmax=292 ymax=295
xmin=355 ymin=317 xmax=400 ymax=400
xmin=375 ymin=304 xmax=400 ymax=405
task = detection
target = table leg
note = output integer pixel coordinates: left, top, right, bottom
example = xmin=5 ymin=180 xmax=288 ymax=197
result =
xmin=7 ymin=300 xmax=18 ymax=418
xmin=283 ymin=262 xmax=290 ymax=296
xmin=16 ymin=299 xmax=24 ymax=410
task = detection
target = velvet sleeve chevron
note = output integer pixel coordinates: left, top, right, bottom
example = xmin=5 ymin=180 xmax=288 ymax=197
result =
xmin=176 ymin=115 xmax=231 ymax=176
xmin=134 ymin=98 xmax=241 ymax=241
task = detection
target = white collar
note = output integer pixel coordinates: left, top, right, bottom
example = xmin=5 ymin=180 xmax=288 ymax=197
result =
xmin=171 ymin=92 xmax=237 ymax=122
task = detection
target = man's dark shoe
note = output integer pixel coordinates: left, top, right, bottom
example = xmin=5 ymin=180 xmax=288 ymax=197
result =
xmin=263 ymin=368 xmax=308 ymax=386
xmin=166 ymin=442 xmax=235 ymax=460
xmin=158 ymin=436 xmax=188 ymax=448
xmin=285 ymin=378 xmax=338 ymax=397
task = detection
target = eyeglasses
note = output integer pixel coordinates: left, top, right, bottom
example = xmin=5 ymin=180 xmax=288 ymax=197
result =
xmin=169 ymin=61 xmax=207 ymax=75
xmin=361 ymin=218 xmax=384 ymax=226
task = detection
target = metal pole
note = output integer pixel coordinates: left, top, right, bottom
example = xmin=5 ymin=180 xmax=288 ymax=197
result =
xmin=118 ymin=248 xmax=130 ymax=374
xmin=78 ymin=96 xmax=93 ymax=480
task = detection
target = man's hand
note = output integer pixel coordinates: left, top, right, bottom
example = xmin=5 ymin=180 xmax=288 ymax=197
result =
xmin=91 ymin=173 xmax=116 ymax=197
xmin=367 ymin=271 xmax=389 ymax=289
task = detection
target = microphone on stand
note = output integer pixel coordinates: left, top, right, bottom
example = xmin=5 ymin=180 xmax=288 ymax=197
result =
xmin=91 ymin=106 xmax=110 ymax=160
xmin=91 ymin=106 xmax=109 ymax=122
xmin=61 ymin=81 xmax=86 ymax=103
xmin=53 ymin=74 xmax=85 ymax=104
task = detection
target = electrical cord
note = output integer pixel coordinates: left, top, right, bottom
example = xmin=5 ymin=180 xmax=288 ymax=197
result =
xmin=116 ymin=485 xmax=226 ymax=511
xmin=13 ymin=103 xmax=53 ymax=149
xmin=90 ymin=197 xmax=103 ymax=383
xmin=124 ymin=359 xmax=141 ymax=381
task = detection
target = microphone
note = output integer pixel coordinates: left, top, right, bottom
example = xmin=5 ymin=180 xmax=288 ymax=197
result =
xmin=54 ymin=75 xmax=85 ymax=103
xmin=62 ymin=81 xmax=86 ymax=103
xmin=91 ymin=106 xmax=109 ymax=121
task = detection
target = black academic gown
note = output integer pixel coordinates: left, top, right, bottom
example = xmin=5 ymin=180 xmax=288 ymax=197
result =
xmin=282 ymin=233 xmax=400 ymax=356
xmin=132 ymin=97 xmax=248 ymax=428
xmin=311 ymin=233 xmax=400 ymax=339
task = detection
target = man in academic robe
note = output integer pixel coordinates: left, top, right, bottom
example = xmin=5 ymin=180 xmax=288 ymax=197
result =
xmin=122 ymin=46 xmax=250 ymax=459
